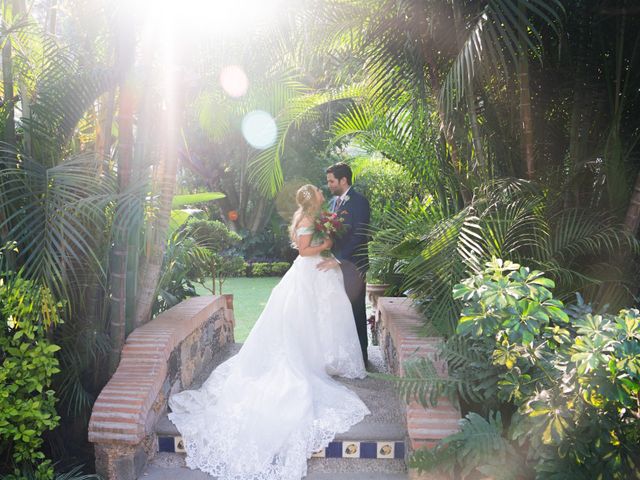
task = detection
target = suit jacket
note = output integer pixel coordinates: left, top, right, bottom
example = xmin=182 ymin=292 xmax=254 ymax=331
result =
xmin=331 ymin=187 xmax=371 ymax=273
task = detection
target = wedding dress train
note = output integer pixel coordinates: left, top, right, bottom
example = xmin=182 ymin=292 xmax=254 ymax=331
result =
xmin=168 ymin=231 xmax=369 ymax=480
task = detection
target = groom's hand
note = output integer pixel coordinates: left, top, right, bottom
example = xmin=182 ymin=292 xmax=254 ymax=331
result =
xmin=316 ymin=258 xmax=339 ymax=271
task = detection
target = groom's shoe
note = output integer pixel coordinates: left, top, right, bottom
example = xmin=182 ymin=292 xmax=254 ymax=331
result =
xmin=363 ymin=357 xmax=372 ymax=372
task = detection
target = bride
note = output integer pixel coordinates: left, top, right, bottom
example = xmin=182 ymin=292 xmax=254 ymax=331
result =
xmin=168 ymin=184 xmax=370 ymax=480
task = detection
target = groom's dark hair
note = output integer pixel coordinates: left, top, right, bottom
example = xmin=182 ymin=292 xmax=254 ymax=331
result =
xmin=326 ymin=162 xmax=352 ymax=185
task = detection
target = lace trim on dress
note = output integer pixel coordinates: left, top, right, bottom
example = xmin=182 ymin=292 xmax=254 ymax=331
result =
xmin=295 ymin=226 xmax=315 ymax=236
xmin=173 ymin=400 xmax=369 ymax=480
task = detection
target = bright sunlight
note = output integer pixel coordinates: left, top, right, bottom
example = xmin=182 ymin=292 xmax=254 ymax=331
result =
xmin=141 ymin=0 xmax=285 ymax=35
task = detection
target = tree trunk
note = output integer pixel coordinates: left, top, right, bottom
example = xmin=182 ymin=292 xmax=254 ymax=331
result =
xmin=1 ymin=8 xmax=17 ymax=267
xmin=518 ymin=57 xmax=535 ymax=179
xmin=108 ymin=80 xmax=134 ymax=375
xmin=13 ymin=0 xmax=30 ymax=156
xmin=623 ymin=170 xmax=640 ymax=235
xmin=133 ymin=126 xmax=180 ymax=328
xmin=249 ymin=194 xmax=268 ymax=234
xmin=45 ymin=0 xmax=57 ymax=34
xmin=2 ymin=33 xmax=16 ymax=148
xmin=107 ymin=11 xmax=136 ymax=374
xmin=518 ymin=1 xmax=535 ymax=180
xmin=133 ymin=44 xmax=181 ymax=328
xmin=96 ymin=90 xmax=116 ymax=162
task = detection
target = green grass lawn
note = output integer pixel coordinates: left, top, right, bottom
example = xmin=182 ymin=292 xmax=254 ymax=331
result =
xmin=194 ymin=277 xmax=282 ymax=342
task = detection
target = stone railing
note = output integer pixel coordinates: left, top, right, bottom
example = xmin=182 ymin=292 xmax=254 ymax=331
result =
xmin=88 ymin=295 xmax=235 ymax=480
xmin=376 ymin=297 xmax=461 ymax=476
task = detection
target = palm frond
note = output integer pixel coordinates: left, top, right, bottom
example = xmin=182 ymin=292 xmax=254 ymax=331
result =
xmin=0 ymin=149 xmax=116 ymax=297
xmin=20 ymin=37 xmax=115 ymax=161
xmin=440 ymin=0 xmax=564 ymax=116
xmin=54 ymin=465 xmax=100 ymax=480
xmin=372 ymin=355 xmax=483 ymax=408
xmin=409 ymin=411 xmax=522 ymax=479
xmin=248 ymin=83 xmax=365 ymax=196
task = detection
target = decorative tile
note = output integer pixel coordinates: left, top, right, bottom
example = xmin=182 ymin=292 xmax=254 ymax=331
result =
xmin=342 ymin=442 xmax=360 ymax=458
xmin=174 ymin=436 xmax=186 ymax=453
xmin=394 ymin=441 xmax=405 ymax=459
xmin=158 ymin=434 xmax=406 ymax=461
xmin=325 ymin=442 xmax=342 ymax=458
xmin=360 ymin=442 xmax=377 ymax=459
xmin=158 ymin=436 xmax=175 ymax=453
xmin=377 ymin=441 xmax=394 ymax=459
xmin=311 ymin=447 xmax=326 ymax=458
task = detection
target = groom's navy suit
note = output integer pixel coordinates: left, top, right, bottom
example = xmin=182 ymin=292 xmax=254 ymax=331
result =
xmin=331 ymin=187 xmax=371 ymax=363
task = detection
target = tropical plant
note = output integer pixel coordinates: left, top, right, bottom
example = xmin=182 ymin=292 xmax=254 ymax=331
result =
xmin=9 ymin=464 xmax=100 ymax=480
xmin=185 ymin=220 xmax=243 ymax=294
xmin=0 ymin=151 xmax=115 ymax=296
xmin=369 ymin=178 xmax=639 ymax=335
xmin=152 ymin=228 xmax=209 ymax=316
xmin=403 ymin=259 xmax=640 ymax=479
xmin=246 ymin=0 xmax=640 ymax=311
xmin=0 ymin=266 xmax=62 ymax=479
xmin=350 ymin=155 xmax=421 ymax=230
xmin=1 ymin=0 xmax=186 ymax=466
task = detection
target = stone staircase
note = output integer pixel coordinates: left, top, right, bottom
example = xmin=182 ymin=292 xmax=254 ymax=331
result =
xmin=138 ymin=344 xmax=408 ymax=479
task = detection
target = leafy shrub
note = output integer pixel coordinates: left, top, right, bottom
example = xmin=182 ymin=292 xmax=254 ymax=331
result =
xmin=215 ymin=254 xmax=246 ymax=291
xmin=249 ymin=262 xmax=290 ymax=277
xmin=250 ymin=262 xmax=272 ymax=277
xmin=405 ymin=258 xmax=640 ymax=479
xmin=154 ymin=228 xmax=206 ymax=316
xmin=0 ymin=275 xmax=62 ymax=479
xmin=186 ymin=220 xmax=242 ymax=294
xmin=269 ymin=262 xmax=290 ymax=276
xmin=239 ymin=226 xmax=295 ymax=263
xmin=351 ymin=156 xmax=420 ymax=230
xmin=186 ymin=219 xmax=241 ymax=249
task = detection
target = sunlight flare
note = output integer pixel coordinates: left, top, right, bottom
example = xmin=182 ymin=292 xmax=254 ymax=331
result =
xmin=220 ymin=65 xmax=249 ymax=98
xmin=139 ymin=0 xmax=284 ymax=35
xmin=241 ymin=110 xmax=277 ymax=149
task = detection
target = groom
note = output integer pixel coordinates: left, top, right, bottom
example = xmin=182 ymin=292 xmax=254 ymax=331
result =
xmin=318 ymin=162 xmax=371 ymax=365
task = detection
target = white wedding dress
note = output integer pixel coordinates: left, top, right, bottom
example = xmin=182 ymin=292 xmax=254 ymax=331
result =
xmin=168 ymin=226 xmax=369 ymax=480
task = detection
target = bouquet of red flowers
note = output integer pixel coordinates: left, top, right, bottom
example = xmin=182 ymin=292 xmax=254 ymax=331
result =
xmin=312 ymin=210 xmax=347 ymax=243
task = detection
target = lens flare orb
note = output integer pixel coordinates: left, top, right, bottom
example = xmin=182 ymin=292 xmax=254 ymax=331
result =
xmin=219 ymin=65 xmax=249 ymax=98
xmin=241 ymin=110 xmax=277 ymax=149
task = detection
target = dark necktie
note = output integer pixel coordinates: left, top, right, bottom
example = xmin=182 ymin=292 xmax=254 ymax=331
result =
xmin=335 ymin=197 xmax=343 ymax=212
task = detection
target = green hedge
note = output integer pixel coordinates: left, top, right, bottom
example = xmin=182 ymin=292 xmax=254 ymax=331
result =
xmin=248 ymin=261 xmax=290 ymax=277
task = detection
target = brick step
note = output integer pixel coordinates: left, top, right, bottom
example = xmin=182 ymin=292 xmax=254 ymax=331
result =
xmin=142 ymin=453 xmax=408 ymax=479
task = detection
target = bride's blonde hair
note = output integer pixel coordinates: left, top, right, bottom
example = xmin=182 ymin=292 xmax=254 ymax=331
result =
xmin=289 ymin=184 xmax=320 ymax=244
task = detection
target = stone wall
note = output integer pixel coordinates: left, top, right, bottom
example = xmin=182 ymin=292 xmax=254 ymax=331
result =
xmin=376 ymin=297 xmax=461 ymax=479
xmin=88 ymin=295 xmax=234 ymax=480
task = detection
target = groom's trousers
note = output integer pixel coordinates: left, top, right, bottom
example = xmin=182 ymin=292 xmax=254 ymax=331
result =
xmin=340 ymin=261 xmax=368 ymax=364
